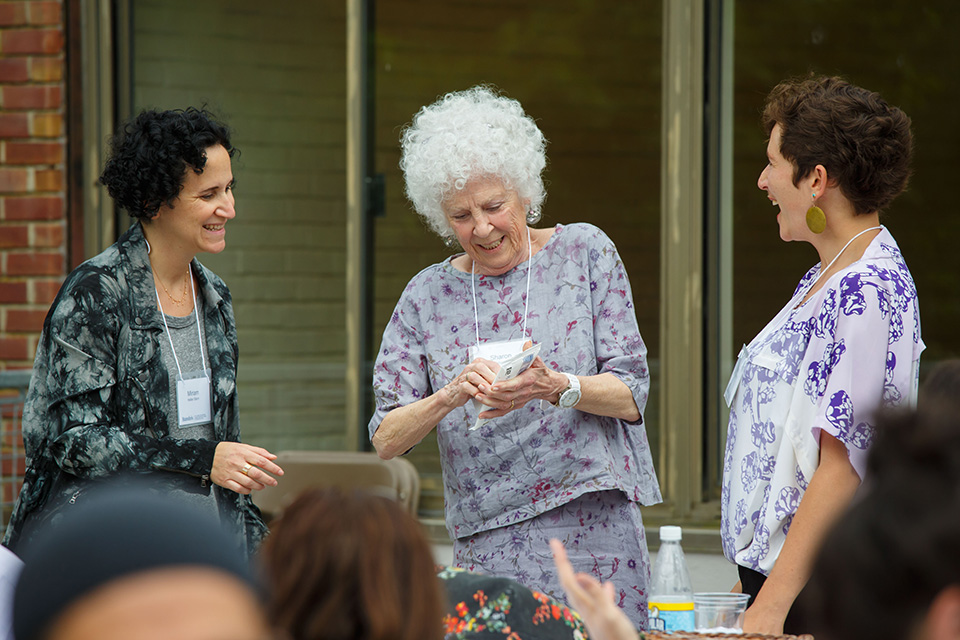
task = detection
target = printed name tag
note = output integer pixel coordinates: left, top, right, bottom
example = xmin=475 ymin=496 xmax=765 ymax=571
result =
xmin=468 ymin=339 xmax=527 ymax=364
xmin=177 ymin=369 xmax=212 ymax=427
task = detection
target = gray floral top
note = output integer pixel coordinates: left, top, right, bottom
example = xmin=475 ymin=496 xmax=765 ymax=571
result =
xmin=369 ymin=223 xmax=662 ymax=539
xmin=2 ymin=222 xmax=267 ymax=556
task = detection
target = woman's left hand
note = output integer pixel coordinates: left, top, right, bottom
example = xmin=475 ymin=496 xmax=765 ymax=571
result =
xmin=211 ymin=442 xmax=285 ymax=495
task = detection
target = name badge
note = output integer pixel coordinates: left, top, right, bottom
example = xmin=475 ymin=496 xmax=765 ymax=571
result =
xmin=467 ymin=339 xmax=533 ymax=430
xmin=723 ymin=345 xmax=748 ymax=408
xmin=468 ymin=339 xmax=527 ymax=365
xmin=177 ymin=368 xmax=212 ymax=427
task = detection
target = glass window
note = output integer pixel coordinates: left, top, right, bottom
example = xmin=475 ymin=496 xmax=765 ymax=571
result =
xmin=732 ymin=2 xmax=957 ymax=384
xmin=130 ymin=1 xmax=351 ymax=451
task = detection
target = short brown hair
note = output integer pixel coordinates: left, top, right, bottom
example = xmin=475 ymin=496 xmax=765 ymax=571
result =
xmin=762 ymin=75 xmax=913 ymax=215
xmin=260 ymin=488 xmax=446 ymax=640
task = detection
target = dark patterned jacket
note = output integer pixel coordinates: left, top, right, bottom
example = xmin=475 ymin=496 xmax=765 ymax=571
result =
xmin=2 ymin=222 xmax=267 ymax=555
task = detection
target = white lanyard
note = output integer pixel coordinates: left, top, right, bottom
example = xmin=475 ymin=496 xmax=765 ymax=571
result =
xmin=724 ymin=225 xmax=882 ymax=407
xmin=156 ymin=271 xmax=213 ymax=428
xmin=801 ymin=225 xmax=883 ymax=300
xmin=155 ymin=270 xmax=206 ymax=379
xmin=471 ymin=226 xmax=533 ymax=347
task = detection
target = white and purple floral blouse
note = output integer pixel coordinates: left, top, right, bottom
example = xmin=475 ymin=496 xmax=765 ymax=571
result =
xmin=721 ymin=227 xmax=923 ymax=574
xmin=369 ymin=223 xmax=662 ymax=540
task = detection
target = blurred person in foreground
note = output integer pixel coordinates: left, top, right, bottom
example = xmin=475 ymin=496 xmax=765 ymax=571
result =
xmin=802 ymin=407 xmax=960 ymax=640
xmin=260 ymin=487 xmax=589 ymax=640
xmin=259 ymin=487 xmax=445 ymax=640
xmin=0 ymin=547 xmax=22 ymax=640
xmin=552 ymin=539 xmax=638 ymax=640
xmin=369 ymin=85 xmax=660 ymax=629
xmin=12 ymin=485 xmax=267 ymax=640
xmin=721 ymin=75 xmax=922 ymax=634
xmin=917 ymin=359 xmax=960 ymax=409
xmin=2 ymin=108 xmax=282 ymax=557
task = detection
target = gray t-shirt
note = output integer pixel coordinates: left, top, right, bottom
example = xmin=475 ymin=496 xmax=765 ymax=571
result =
xmin=157 ymin=294 xmax=219 ymax=517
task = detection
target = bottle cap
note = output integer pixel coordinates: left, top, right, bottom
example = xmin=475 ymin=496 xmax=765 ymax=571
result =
xmin=660 ymin=525 xmax=682 ymax=541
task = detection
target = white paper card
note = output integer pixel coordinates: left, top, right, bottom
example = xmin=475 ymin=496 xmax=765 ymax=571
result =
xmin=469 ymin=342 xmax=541 ymax=431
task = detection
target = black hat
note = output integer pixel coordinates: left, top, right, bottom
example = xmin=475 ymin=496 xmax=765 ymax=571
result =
xmin=12 ymin=485 xmax=256 ymax=640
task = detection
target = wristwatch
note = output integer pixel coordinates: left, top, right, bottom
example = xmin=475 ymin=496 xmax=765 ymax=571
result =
xmin=555 ymin=372 xmax=582 ymax=409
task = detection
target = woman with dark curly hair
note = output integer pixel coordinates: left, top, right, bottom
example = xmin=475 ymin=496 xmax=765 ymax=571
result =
xmin=720 ymin=76 xmax=923 ymax=634
xmin=2 ymin=108 xmax=283 ymax=556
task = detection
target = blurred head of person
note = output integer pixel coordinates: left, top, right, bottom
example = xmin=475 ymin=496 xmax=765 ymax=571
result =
xmin=259 ymin=487 xmax=445 ymax=640
xmin=803 ymin=408 xmax=960 ymax=640
xmin=12 ymin=485 xmax=267 ymax=640
xmin=919 ymin=359 xmax=960 ymax=410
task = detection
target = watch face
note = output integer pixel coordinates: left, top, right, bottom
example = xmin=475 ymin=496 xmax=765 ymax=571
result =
xmin=558 ymin=388 xmax=581 ymax=409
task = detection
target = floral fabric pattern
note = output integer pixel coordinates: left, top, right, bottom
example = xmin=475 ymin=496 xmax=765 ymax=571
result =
xmin=369 ymin=223 xmax=660 ymax=538
xmin=439 ymin=565 xmax=589 ymax=639
xmin=3 ymin=222 xmax=266 ymax=556
xmin=721 ymin=228 xmax=923 ymax=574
xmin=369 ymin=223 xmax=660 ymax=629
xmin=454 ymin=490 xmax=650 ymax=631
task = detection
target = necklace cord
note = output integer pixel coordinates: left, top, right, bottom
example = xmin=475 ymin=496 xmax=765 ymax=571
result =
xmin=155 ymin=271 xmax=207 ymax=380
xmin=472 ymin=226 xmax=533 ymax=349
xmin=798 ymin=226 xmax=883 ymax=309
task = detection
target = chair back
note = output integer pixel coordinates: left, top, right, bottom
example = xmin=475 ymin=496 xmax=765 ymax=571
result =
xmin=253 ymin=450 xmax=420 ymax=521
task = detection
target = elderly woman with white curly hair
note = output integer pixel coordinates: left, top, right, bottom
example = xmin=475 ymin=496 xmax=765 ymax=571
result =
xmin=369 ymin=86 xmax=662 ymax=629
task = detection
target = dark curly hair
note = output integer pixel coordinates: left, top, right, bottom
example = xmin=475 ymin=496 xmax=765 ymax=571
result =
xmin=99 ymin=107 xmax=236 ymax=219
xmin=762 ymin=75 xmax=913 ymax=215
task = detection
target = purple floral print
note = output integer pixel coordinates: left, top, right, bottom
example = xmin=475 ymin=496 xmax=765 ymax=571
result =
xmin=721 ymin=228 xmax=923 ymax=574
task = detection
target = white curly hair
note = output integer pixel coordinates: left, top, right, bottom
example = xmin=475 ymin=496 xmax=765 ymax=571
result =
xmin=399 ymin=85 xmax=548 ymax=239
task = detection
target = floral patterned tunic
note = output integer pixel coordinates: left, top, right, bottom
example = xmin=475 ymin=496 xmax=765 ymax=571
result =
xmin=369 ymin=223 xmax=661 ymax=540
xmin=721 ymin=228 xmax=923 ymax=574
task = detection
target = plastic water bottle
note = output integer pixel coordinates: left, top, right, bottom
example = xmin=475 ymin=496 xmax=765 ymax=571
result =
xmin=647 ymin=525 xmax=695 ymax=632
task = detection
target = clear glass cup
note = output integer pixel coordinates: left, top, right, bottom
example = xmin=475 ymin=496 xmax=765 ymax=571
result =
xmin=693 ymin=592 xmax=751 ymax=633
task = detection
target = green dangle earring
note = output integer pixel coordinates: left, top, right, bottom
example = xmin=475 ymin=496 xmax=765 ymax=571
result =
xmin=806 ymin=193 xmax=826 ymax=234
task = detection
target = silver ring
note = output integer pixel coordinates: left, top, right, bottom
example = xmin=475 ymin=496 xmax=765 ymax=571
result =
xmin=241 ymin=463 xmax=252 ymax=476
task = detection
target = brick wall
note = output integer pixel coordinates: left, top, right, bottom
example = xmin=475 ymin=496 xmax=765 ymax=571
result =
xmin=0 ymin=0 xmax=66 ymax=372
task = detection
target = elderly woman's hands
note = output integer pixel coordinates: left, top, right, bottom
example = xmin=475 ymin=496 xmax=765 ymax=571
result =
xmin=470 ymin=341 xmax=567 ymax=419
xmin=444 ymin=358 xmax=501 ymax=409
xmin=476 ymin=357 xmax=565 ymax=418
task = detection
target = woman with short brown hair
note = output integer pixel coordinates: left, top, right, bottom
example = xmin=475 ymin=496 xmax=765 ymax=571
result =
xmin=721 ymin=75 xmax=923 ymax=634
